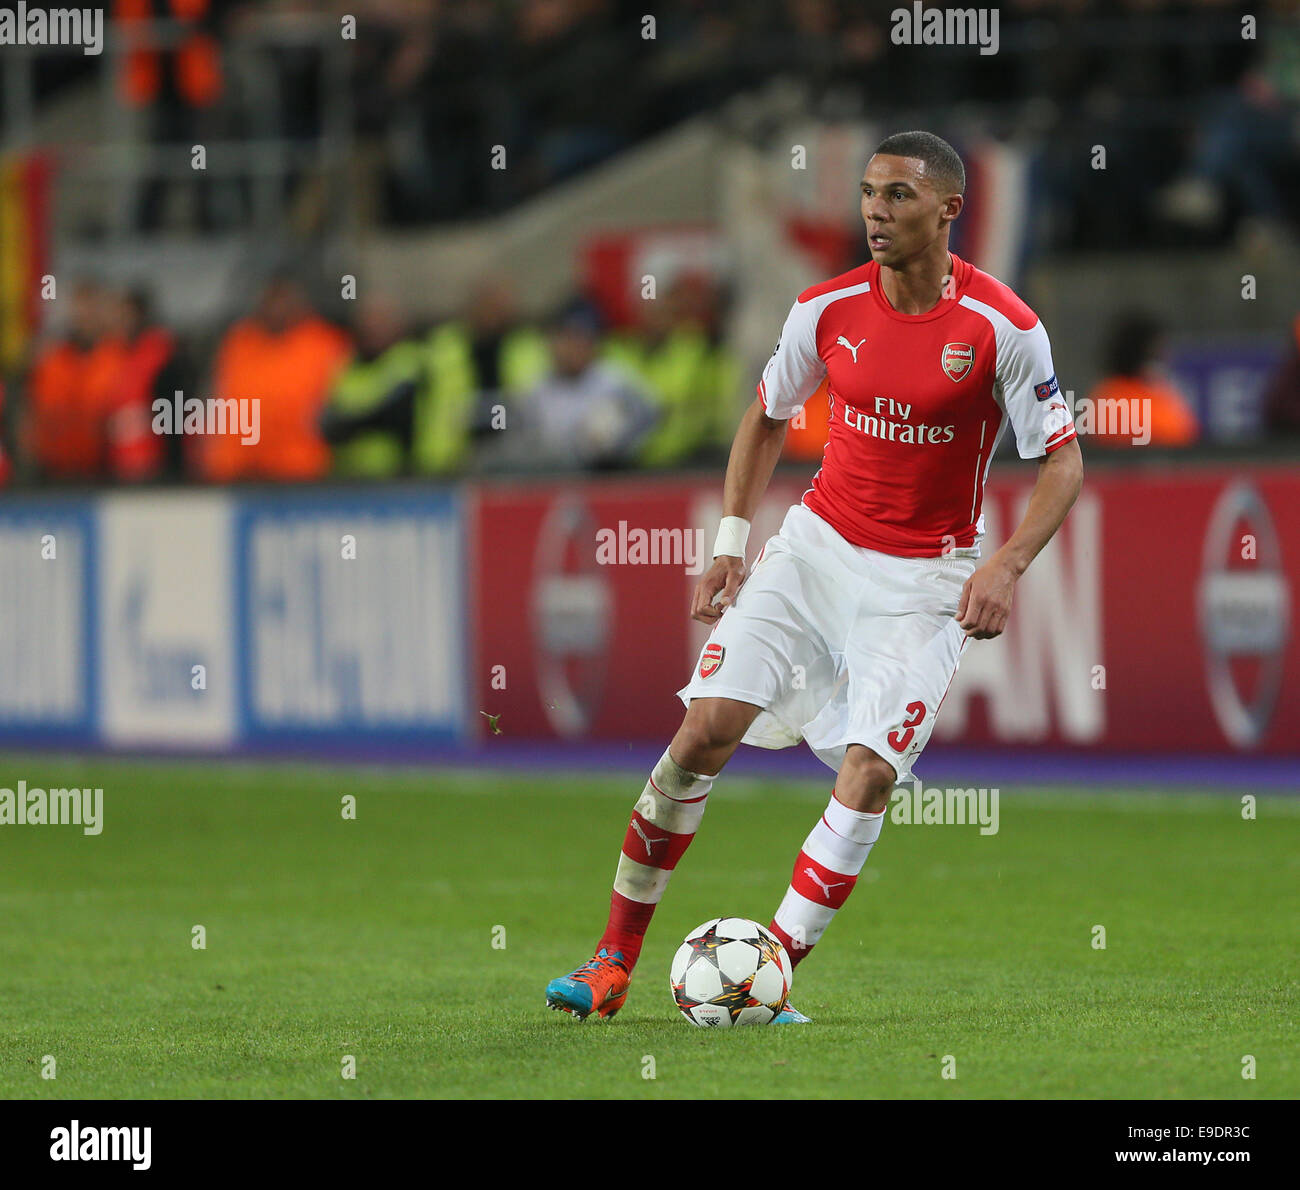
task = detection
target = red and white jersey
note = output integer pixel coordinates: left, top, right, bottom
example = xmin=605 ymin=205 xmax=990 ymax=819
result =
xmin=758 ymin=253 xmax=1076 ymax=557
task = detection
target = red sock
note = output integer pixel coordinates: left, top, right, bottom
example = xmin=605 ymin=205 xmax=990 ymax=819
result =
xmin=767 ymin=790 xmax=884 ymax=970
xmin=598 ymin=892 xmax=657 ymax=967
xmin=593 ymin=749 xmax=715 ymax=972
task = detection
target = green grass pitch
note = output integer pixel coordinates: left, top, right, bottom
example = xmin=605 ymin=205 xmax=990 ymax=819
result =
xmin=0 ymin=753 xmax=1295 ymax=1099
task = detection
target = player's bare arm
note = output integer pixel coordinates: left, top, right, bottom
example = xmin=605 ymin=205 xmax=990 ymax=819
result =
xmin=957 ymin=437 xmax=1084 ymax=640
xmin=690 ymin=396 xmax=787 ymax=624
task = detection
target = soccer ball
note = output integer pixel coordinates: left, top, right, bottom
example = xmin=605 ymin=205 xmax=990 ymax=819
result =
xmin=670 ymin=917 xmax=793 ymax=1027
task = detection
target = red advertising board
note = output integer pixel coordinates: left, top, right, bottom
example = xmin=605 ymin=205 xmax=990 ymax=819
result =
xmin=469 ymin=477 xmax=696 ymax=739
xmin=934 ymin=465 xmax=1298 ymax=754
xmin=470 ymin=464 xmax=1300 ymax=757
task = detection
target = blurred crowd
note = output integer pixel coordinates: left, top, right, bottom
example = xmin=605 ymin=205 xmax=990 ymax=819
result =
xmin=352 ymin=0 xmax=1300 ymax=245
xmin=4 ymin=0 xmax=1298 ymax=483
xmin=14 ymin=0 xmax=1297 ymax=246
xmin=5 ymin=269 xmax=1300 ymax=486
xmin=0 ymin=272 xmax=744 ymax=485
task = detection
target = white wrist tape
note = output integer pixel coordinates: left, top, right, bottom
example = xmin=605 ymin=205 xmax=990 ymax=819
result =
xmin=712 ymin=516 xmax=751 ymax=560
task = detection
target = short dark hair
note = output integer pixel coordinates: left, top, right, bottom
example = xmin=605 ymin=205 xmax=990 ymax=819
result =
xmin=872 ymin=131 xmax=965 ymax=197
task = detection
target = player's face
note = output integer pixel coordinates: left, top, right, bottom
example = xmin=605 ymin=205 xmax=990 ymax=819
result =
xmin=859 ymin=155 xmax=958 ymax=267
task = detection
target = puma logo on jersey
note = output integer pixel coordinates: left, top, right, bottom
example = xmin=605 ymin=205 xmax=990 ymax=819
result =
xmin=632 ymin=820 xmax=668 ymax=856
xmin=836 ymin=336 xmax=867 ymax=363
xmin=803 ymin=867 xmax=846 ymax=899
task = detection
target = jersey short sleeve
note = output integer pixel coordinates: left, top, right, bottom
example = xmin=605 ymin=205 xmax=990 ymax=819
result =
xmin=996 ymin=319 xmax=1077 ymax=458
xmin=758 ymin=297 xmax=826 ymax=420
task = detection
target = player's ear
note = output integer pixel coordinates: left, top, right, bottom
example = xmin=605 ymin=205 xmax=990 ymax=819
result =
xmin=940 ymin=192 xmax=963 ymax=226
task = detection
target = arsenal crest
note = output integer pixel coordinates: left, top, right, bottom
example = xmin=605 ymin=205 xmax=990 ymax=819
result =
xmin=699 ymin=642 xmax=725 ymax=679
xmin=941 ymin=342 xmax=974 ymax=382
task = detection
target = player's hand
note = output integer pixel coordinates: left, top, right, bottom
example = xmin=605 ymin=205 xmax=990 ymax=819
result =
xmin=956 ymin=557 xmax=1018 ymax=639
xmin=691 ymin=556 xmax=746 ymax=624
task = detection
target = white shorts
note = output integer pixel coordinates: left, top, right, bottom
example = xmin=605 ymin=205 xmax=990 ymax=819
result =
xmin=678 ymin=503 xmax=978 ymax=782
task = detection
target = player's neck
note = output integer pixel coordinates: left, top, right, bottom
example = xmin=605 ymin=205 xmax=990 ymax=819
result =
xmin=878 ymin=247 xmax=954 ymax=315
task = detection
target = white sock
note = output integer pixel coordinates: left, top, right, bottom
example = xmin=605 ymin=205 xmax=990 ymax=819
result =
xmin=769 ymin=792 xmax=885 ymax=964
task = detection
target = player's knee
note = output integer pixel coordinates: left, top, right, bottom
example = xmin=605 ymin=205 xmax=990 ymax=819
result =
xmin=835 ymin=746 xmax=897 ymax=813
xmin=672 ymin=699 xmax=752 ymax=772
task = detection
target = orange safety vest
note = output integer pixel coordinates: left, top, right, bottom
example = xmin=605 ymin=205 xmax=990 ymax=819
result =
xmin=1084 ymin=375 xmax=1200 ymax=448
xmin=199 ymin=316 xmax=351 ymax=482
xmin=26 ymin=339 xmax=104 ymax=476
xmin=116 ymin=0 xmax=222 ymax=109
xmin=106 ymin=327 xmax=175 ymax=480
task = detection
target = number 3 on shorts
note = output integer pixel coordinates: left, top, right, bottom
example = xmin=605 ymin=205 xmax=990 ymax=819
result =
xmin=887 ymin=700 xmax=928 ymax=752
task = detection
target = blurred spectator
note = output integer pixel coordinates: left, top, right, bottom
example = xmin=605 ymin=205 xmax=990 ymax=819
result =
xmin=197 ymin=276 xmax=350 ymax=482
xmin=1156 ymin=14 xmax=1300 ymax=245
xmin=1263 ymin=313 xmax=1300 ymax=437
xmin=350 ymin=2 xmax=440 ymax=223
xmin=116 ymin=0 xmax=227 ymax=231
xmin=507 ymin=298 xmax=659 ymax=470
xmin=1084 ymin=311 xmax=1200 ymax=449
xmin=128 ymin=287 xmax=192 ymax=481
xmin=23 ymin=279 xmax=110 ymax=480
xmin=603 ymin=274 xmax=739 ymax=467
xmin=103 ymin=287 xmax=186 ymax=481
xmin=508 ymin=0 xmax=631 ymax=191
xmin=320 ymin=293 xmax=426 ymax=478
xmin=22 ymin=281 xmax=185 ymax=483
xmin=418 ymin=278 xmax=549 ymax=474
